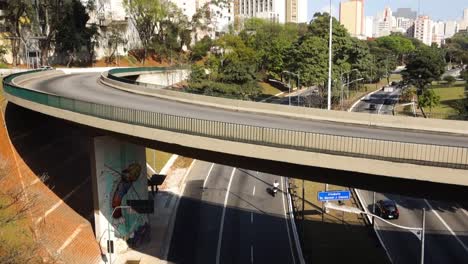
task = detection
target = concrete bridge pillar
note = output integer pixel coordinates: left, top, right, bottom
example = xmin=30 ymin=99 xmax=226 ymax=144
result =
xmin=90 ymin=136 xmax=150 ymax=262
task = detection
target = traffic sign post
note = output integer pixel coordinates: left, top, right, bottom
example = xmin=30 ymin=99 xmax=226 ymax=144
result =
xmin=318 ymin=190 xmax=351 ymax=202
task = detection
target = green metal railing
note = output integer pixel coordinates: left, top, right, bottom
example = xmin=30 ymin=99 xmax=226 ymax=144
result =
xmin=3 ymin=71 xmax=468 ymax=170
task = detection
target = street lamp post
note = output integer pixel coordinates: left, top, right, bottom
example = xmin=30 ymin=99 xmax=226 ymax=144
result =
xmin=327 ymin=0 xmax=333 ymax=110
xmin=107 ymin=205 xmax=132 ymax=264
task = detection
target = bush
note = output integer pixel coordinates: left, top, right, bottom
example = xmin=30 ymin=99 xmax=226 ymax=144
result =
xmin=186 ymin=80 xmax=261 ymax=100
xmin=189 ymin=64 xmax=207 ymax=83
xmin=190 ymin=36 xmax=212 ymax=61
xmin=443 ymin=75 xmax=456 ymax=86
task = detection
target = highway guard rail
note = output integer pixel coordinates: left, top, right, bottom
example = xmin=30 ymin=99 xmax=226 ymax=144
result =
xmin=3 ymin=70 xmax=468 ymax=170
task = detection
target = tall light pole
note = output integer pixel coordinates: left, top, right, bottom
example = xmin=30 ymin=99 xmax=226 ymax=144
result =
xmin=327 ymin=0 xmax=333 ymax=110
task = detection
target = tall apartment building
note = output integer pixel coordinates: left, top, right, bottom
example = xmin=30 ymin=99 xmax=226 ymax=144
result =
xmin=432 ymin=21 xmax=445 ymax=47
xmin=459 ymin=8 xmax=468 ymax=31
xmin=339 ymin=0 xmax=364 ymax=37
xmin=372 ymin=7 xmax=396 ymax=38
xmin=414 ymin=15 xmax=433 ymax=46
xmin=445 ymin=21 xmax=459 ymax=38
xmin=237 ymin=0 xmax=307 ymax=24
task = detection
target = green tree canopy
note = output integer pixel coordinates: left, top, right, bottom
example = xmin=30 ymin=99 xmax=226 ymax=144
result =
xmin=402 ymin=46 xmax=446 ymax=91
xmin=124 ymin=0 xmax=167 ymax=64
xmin=55 ymin=0 xmax=93 ymax=67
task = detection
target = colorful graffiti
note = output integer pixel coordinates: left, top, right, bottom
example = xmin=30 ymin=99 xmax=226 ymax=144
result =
xmin=94 ymin=137 xmax=151 ymax=250
xmin=106 ymin=163 xmax=142 ymax=219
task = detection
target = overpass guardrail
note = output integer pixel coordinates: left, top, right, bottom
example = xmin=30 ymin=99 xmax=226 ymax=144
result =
xmin=107 ymin=66 xmax=190 ymax=89
xmin=3 ymin=70 xmax=468 ymax=171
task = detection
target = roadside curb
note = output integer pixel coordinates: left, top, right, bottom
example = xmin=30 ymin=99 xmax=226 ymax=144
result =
xmin=286 ymin=178 xmax=306 ymax=264
xmin=160 ymin=159 xmax=196 ymax=259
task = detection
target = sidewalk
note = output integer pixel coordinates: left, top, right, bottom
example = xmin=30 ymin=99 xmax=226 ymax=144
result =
xmin=115 ymin=156 xmax=193 ymax=264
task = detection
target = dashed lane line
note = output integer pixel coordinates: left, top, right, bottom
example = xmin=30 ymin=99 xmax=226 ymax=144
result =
xmin=216 ymin=168 xmax=236 ymax=264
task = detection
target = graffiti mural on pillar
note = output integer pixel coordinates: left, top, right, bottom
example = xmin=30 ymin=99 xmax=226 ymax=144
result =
xmin=95 ymin=137 xmax=150 ymax=249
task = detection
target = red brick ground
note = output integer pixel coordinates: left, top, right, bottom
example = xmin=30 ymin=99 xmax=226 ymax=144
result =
xmin=0 ymin=108 xmax=102 ymax=263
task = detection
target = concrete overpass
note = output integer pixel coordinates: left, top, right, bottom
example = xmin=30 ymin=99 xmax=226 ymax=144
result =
xmin=3 ymin=68 xmax=468 ymax=200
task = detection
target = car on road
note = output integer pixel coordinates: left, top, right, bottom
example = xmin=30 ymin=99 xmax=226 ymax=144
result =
xmin=369 ymin=103 xmax=376 ymax=111
xmin=375 ymin=200 xmax=399 ymax=220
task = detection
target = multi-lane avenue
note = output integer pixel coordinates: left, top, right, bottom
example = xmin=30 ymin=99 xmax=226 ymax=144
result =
xmin=167 ymin=160 xmax=299 ymax=264
xmin=353 ymin=86 xmax=468 ymax=264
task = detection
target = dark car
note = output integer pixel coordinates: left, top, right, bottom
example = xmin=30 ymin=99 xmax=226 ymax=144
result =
xmin=375 ymin=200 xmax=399 ymax=220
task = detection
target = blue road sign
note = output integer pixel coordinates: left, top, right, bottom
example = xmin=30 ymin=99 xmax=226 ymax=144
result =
xmin=318 ymin=190 xmax=351 ymax=202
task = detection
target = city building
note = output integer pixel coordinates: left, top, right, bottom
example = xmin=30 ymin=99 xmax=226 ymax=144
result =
xmin=364 ymin=16 xmax=373 ymax=38
xmin=396 ymin=17 xmax=414 ymax=34
xmin=339 ymin=0 xmax=364 ymax=37
xmin=237 ymin=0 xmax=307 ymax=25
xmin=458 ymin=8 xmax=468 ymax=31
xmin=444 ymin=21 xmax=459 ymax=39
xmin=414 ymin=15 xmax=433 ymax=46
xmin=393 ymin=8 xmax=417 ymax=20
xmin=372 ymin=7 xmax=396 ymax=38
xmin=432 ymin=21 xmax=445 ymax=47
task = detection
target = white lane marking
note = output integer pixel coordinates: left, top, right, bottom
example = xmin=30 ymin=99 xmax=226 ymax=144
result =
xmin=458 ymin=204 xmax=468 ymax=218
xmin=424 ymin=199 xmax=468 ymax=254
xmin=162 ymin=159 xmax=196 ymax=259
xmin=216 ymin=168 xmax=236 ymax=264
xmin=355 ymin=190 xmax=394 ymax=264
xmin=251 ymin=245 xmax=254 ymax=263
xmin=377 ymin=102 xmax=385 ymax=114
xmin=202 ymin=163 xmax=215 ymax=189
xmin=281 ymin=177 xmax=297 ymax=264
xmin=251 ymin=212 xmax=254 ymax=224
xmin=252 ymin=185 xmax=256 ymax=196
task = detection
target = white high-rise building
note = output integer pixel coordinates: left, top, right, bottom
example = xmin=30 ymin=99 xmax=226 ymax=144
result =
xmin=237 ymin=0 xmax=307 ymax=24
xmin=445 ymin=21 xmax=459 ymax=38
xmin=238 ymin=0 xmax=284 ymax=23
xmin=432 ymin=21 xmax=445 ymax=47
xmin=373 ymin=7 xmax=395 ymax=37
xmin=459 ymin=8 xmax=468 ymax=31
xmin=364 ymin=16 xmax=373 ymax=38
xmin=414 ymin=15 xmax=433 ymax=46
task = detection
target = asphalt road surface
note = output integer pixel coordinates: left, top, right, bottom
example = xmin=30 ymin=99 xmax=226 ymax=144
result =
xmin=22 ymin=73 xmax=468 ymax=147
xmin=167 ymin=160 xmax=299 ymax=264
xmin=353 ymin=88 xmax=468 ymax=264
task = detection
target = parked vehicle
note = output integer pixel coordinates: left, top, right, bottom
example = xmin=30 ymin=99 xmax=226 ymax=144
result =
xmin=375 ymin=200 xmax=399 ymax=219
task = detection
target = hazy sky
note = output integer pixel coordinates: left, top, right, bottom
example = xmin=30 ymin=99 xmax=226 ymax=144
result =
xmin=308 ymin=0 xmax=468 ymax=22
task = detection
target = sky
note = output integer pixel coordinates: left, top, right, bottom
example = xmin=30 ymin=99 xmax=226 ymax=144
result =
xmin=307 ymin=0 xmax=468 ymax=22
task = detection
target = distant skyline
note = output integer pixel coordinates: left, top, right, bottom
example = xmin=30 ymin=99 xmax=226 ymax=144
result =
xmin=307 ymin=0 xmax=467 ymax=22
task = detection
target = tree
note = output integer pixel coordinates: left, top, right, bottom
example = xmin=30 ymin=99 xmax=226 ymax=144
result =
xmin=4 ymin=1 xmax=32 ymax=66
xmin=190 ymin=36 xmax=212 ymax=61
xmin=375 ymin=34 xmax=415 ymax=64
xmin=55 ymin=0 xmax=93 ymax=67
xmin=34 ymin=0 xmax=64 ymax=66
xmin=124 ymin=0 xmax=167 ymax=64
xmin=103 ymin=24 xmax=127 ymax=65
xmin=418 ymin=89 xmax=440 ymax=114
xmin=402 ymin=46 xmax=446 ymax=93
xmin=189 ymin=64 xmax=207 ymax=83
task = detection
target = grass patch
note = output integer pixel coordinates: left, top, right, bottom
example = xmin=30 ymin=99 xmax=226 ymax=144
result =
xmin=258 ymin=81 xmax=282 ymax=96
xmin=291 ymin=180 xmax=389 ymax=263
xmin=145 ymin=149 xmax=173 ymax=173
xmin=428 ymin=81 xmax=466 ymax=117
